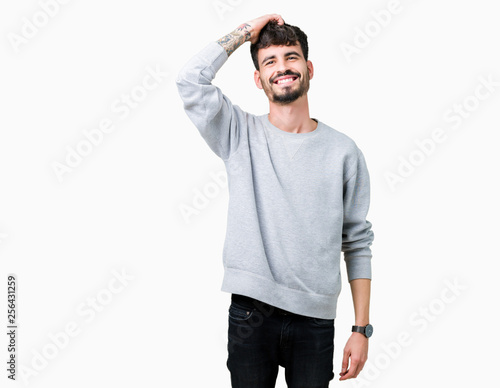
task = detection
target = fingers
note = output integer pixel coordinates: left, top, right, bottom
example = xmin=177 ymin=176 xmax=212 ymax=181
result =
xmin=339 ymin=359 xmax=359 ymax=380
xmin=273 ymin=14 xmax=285 ymax=25
xmin=340 ymin=349 xmax=349 ymax=377
xmin=266 ymin=13 xmax=285 ymax=25
xmin=339 ymin=349 xmax=367 ymax=380
xmin=246 ymin=14 xmax=284 ymax=35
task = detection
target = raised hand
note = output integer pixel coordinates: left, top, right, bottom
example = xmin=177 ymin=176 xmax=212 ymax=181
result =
xmin=216 ymin=13 xmax=285 ymax=56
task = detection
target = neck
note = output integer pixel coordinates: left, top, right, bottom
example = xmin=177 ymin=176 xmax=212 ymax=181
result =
xmin=268 ymin=95 xmax=317 ymax=134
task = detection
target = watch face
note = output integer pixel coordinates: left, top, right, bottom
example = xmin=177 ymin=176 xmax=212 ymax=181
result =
xmin=365 ymin=324 xmax=373 ymax=338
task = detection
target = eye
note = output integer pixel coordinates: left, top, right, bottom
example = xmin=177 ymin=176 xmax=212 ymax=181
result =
xmin=265 ymin=60 xmax=274 ymax=66
xmin=288 ymin=56 xmax=297 ymax=60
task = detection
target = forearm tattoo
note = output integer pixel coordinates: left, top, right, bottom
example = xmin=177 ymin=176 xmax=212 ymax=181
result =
xmin=216 ymin=23 xmax=252 ymax=57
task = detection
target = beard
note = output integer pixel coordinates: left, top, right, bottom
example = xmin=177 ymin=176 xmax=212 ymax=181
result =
xmin=262 ymin=70 xmax=310 ymax=105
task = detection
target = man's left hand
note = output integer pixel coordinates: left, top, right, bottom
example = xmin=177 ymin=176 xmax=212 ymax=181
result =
xmin=339 ymin=332 xmax=369 ymax=380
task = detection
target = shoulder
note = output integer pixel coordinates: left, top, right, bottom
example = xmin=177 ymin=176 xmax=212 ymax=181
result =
xmin=318 ymin=120 xmax=360 ymax=153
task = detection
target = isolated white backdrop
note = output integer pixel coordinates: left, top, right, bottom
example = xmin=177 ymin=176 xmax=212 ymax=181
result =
xmin=1 ymin=0 xmax=499 ymax=387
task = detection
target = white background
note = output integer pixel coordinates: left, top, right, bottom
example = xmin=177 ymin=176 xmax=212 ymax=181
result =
xmin=1 ymin=0 xmax=499 ymax=387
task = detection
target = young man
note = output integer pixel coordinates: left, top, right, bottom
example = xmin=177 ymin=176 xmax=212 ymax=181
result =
xmin=176 ymin=14 xmax=374 ymax=388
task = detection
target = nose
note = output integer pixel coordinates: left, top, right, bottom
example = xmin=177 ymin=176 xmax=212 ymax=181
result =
xmin=275 ymin=58 xmax=291 ymax=73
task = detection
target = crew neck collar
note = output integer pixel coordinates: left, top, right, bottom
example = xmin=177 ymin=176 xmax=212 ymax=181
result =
xmin=262 ymin=114 xmax=323 ymax=138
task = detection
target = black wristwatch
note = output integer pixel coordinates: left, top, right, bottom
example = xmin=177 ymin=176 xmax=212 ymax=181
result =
xmin=352 ymin=324 xmax=373 ymax=338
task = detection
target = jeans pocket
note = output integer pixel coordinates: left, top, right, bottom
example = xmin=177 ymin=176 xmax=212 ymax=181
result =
xmin=309 ymin=317 xmax=335 ymax=327
xmin=228 ymin=302 xmax=255 ymax=321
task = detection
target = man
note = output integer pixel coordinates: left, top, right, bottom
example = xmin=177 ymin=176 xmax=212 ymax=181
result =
xmin=176 ymin=13 xmax=374 ymax=388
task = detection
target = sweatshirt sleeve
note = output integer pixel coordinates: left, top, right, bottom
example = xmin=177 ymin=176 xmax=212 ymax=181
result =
xmin=175 ymin=41 xmax=243 ymax=161
xmin=342 ymin=147 xmax=375 ymax=282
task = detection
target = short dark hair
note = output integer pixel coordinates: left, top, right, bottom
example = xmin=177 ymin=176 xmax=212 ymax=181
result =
xmin=250 ymin=20 xmax=309 ymax=71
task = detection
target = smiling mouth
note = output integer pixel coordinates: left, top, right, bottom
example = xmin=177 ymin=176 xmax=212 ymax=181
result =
xmin=274 ymin=76 xmax=299 ymax=85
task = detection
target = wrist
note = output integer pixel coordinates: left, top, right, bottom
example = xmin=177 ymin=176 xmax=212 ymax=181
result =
xmin=235 ymin=23 xmax=252 ymax=42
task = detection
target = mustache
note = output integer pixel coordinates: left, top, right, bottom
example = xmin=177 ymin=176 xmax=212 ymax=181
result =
xmin=271 ymin=70 xmax=300 ymax=83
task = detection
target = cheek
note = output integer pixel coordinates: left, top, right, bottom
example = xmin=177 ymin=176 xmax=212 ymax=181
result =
xmin=262 ymin=77 xmax=273 ymax=87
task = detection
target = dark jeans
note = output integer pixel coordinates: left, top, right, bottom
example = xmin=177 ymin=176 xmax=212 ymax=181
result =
xmin=227 ymin=293 xmax=335 ymax=388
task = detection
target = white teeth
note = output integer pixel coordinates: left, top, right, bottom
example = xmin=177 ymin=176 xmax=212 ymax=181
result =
xmin=277 ymin=77 xmax=295 ymax=84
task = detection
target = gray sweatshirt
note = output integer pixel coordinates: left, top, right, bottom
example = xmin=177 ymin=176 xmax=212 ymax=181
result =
xmin=176 ymin=41 xmax=374 ymax=319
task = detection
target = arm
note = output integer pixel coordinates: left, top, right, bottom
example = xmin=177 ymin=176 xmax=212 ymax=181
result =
xmin=339 ymin=147 xmax=374 ymax=380
xmin=351 ymin=278 xmax=371 ymax=327
xmin=175 ymin=14 xmax=284 ymax=160
xmin=216 ymin=23 xmax=251 ymax=57
xmin=339 ymin=278 xmax=371 ymax=381
xmin=341 ymin=147 xmax=374 ymax=282
xmin=216 ymin=14 xmax=285 ymax=57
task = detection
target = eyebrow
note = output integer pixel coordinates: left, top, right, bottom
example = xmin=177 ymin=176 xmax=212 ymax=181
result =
xmin=261 ymin=51 xmax=302 ymax=66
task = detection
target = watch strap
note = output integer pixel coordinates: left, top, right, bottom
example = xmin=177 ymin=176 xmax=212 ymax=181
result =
xmin=352 ymin=325 xmax=366 ymax=334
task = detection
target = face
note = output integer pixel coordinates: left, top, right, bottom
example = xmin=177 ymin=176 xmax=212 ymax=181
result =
xmin=254 ymin=43 xmax=313 ymax=105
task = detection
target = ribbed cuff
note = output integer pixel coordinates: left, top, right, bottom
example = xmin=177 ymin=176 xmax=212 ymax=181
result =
xmin=345 ymin=255 xmax=372 ymax=282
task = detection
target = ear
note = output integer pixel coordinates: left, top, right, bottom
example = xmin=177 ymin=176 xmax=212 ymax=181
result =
xmin=254 ymin=69 xmax=263 ymax=89
xmin=307 ymin=60 xmax=314 ymax=80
